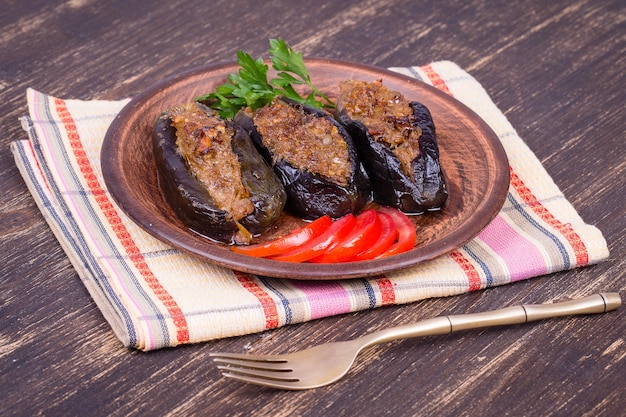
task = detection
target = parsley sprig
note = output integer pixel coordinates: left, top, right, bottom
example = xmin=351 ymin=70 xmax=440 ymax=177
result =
xmin=197 ymin=39 xmax=334 ymax=119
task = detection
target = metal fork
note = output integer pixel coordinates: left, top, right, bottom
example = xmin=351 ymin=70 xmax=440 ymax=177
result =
xmin=211 ymin=292 xmax=621 ymax=390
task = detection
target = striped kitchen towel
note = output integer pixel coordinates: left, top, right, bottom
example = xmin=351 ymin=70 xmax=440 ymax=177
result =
xmin=11 ymin=61 xmax=609 ymax=351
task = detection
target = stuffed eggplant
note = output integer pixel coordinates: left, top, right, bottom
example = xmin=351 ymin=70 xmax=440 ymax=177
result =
xmin=235 ymin=97 xmax=371 ymax=220
xmin=335 ymin=80 xmax=447 ymax=214
xmin=152 ymin=102 xmax=286 ymax=244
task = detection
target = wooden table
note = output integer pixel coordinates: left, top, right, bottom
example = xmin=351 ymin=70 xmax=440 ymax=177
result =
xmin=2 ymin=1 xmax=624 ymax=416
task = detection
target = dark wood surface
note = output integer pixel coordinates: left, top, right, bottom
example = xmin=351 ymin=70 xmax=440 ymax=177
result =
xmin=1 ymin=1 xmax=624 ymax=416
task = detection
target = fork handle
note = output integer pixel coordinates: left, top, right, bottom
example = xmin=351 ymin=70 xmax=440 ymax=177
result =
xmin=448 ymin=292 xmax=621 ymax=330
xmin=361 ymin=293 xmax=621 ymax=347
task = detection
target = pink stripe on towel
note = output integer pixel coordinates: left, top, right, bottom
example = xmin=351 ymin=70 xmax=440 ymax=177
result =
xmin=291 ymin=281 xmax=352 ymax=319
xmin=479 ymin=216 xmax=548 ymax=281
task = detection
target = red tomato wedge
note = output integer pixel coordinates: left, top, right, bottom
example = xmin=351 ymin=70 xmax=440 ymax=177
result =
xmin=272 ymin=214 xmax=357 ymax=263
xmin=375 ymin=207 xmax=416 ymax=258
xmin=352 ymin=211 xmax=398 ymax=261
xmin=310 ymin=209 xmax=382 ymax=263
xmin=231 ymin=215 xmax=333 ymax=257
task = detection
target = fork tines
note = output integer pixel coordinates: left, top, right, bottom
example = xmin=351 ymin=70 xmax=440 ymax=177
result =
xmin=210 ymin=352 xmax=301 ymax=388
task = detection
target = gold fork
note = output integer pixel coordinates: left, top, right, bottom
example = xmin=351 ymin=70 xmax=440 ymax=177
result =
xmin=211 ymin=293 xmax=621 ymax=390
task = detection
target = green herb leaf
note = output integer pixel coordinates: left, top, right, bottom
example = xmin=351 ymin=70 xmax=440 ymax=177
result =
xmin=197 ymin=38 xmax=335 ymax=119
xmin=268 ymin=38 xmax=311 ymax=83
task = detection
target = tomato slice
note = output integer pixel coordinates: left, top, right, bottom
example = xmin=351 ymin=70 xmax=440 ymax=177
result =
xmin=375 ymin=207 xmax=416 ymax=258
xmin=272 ymin=214 xmax=356 ymax=263
xmin=231 ymin=215 xmax=333 ymax=258
xmin=352 ymin=211 xmax=397 ymax=261
xmin=310 ymin=209 xmax=382 ymax=263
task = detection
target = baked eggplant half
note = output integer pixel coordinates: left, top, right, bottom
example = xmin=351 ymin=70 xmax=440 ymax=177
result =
xmin=235 ymin=98 xmax=371 ymax=220
xmin=335 ymin=80 xmax=447 ymax=214
xmin=152 ymin=102 xmax=286 ymax=244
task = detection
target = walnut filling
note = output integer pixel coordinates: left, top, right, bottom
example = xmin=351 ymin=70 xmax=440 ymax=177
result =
xmin=338 ymin=79 xmax=422 ymax=179
xmin=170 ymin=103 xmax=253 ymax=221
xmin=252 ymin=99 xmax=352 ymax=186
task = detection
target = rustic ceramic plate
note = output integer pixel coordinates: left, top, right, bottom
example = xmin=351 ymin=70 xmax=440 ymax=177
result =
xmin=101 ymin=59 xmax=509 ymax=279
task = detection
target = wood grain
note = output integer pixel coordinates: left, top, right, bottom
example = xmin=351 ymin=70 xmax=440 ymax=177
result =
xmin=1 ymin=0 xmax=624 ymax=416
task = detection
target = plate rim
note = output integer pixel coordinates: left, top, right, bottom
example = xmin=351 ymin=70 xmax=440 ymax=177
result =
xmin=102 ymin=58 xmax=510 ymax=279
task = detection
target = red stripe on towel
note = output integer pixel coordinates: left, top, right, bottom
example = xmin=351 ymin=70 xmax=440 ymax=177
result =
xmin=53 ymin=98 xmax=190 ymax=344
xmin=234 ymin=271 xmax=279 ymax=329
xmin=509 ymin=167 xmax=589 ymax=266
xmin=376 ymin=277 xmax=396 ymax=305
xmin=450 ymin=250 xmax=482 ymax=291
xmin=421 ymin=64 xmax=453 ymax=96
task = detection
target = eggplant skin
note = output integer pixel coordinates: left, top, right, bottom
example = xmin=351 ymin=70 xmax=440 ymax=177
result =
xmin=235 ymin=99 xmax=371 ymax=220
xmin=337 ymin=101 xmax=447 ymax=214
xmin=152 ymin=105 xmax=286 ymax=244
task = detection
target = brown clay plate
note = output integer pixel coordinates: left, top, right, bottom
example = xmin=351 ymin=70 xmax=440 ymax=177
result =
xmin=101 ymin=59 xmax=509 ymax=279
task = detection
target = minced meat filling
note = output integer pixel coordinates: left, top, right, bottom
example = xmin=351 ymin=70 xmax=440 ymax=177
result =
xmin=252 ymin=99 xmax=352 ymax=186
xmin=338 ymin=79 xmax=422 ymax=178
xmin=170 ymin=103 xmax=254 ymax=221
